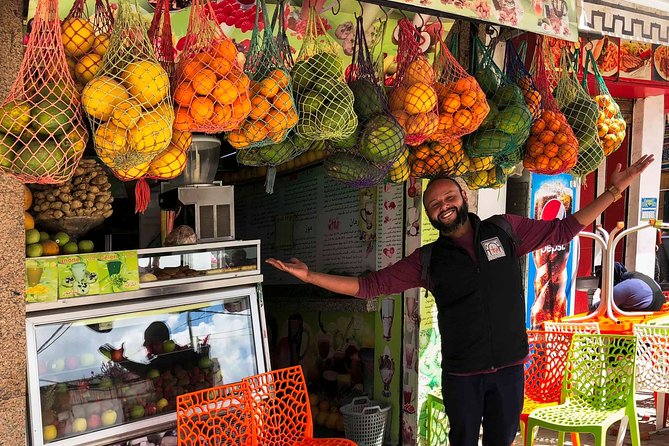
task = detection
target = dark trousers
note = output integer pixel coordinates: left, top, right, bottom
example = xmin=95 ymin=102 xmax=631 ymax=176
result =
xmin=442 ymin=364 xmax=524 ymax=446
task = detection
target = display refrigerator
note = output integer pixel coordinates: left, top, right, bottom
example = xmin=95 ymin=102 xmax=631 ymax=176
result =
xmin=25 ymin=240 xmax=270 ymax=446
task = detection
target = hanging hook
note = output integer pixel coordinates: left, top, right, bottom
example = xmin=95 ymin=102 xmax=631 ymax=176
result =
xmin=331 ymin=0 xmax=341 ymax=16
xmin=354 ymin=0 xmax=363 ymax=19
xmin=414 ymin=12 xmax=425 ymax=31
xmin=379 ymin=6 xmax=389 ymax=24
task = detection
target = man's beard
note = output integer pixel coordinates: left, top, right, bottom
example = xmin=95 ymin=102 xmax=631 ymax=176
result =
xmin=428 ymin=200 xmax=469 ymax=234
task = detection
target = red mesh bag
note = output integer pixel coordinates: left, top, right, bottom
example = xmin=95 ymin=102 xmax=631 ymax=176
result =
xmin=522 ymin=36 xmax=578 ymax=175
xmin=173 ymin=0 xmax=251 ymax=134
xmin=148 ymin=0 xmax=176 ymax=81
xmin=428 ymin=27 xmax=489 ymax=145
xmin=0 ymin=0 xmax=88 ymax=184
xmin=62 ymin=0 xmax=114 ymax=90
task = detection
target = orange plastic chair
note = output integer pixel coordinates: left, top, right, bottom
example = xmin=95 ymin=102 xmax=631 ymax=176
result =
xmin=176 ymin=381 xmax=255 ymax=446
xmin=521 ymin=330 xmax=580 ymax=446
xmin=243 ymin=366 xmax=356 ymax=446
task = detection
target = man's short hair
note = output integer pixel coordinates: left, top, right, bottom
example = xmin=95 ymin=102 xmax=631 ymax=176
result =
xmin=424 ymin=175 xmax=463 ymax=197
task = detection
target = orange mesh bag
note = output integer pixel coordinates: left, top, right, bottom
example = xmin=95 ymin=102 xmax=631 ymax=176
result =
xmin=408 ymin=139 xmax=464 ymax=179
xmin=62 ymin=0 xmax=114 ymax=91
xmin=148 ymin=0 xmax=176 ymax=81
xmin=522 ymin=36 xmax=578 ymax=175
xmin=428 ymin=28 xmax=489 ymax=145
xmin=0 ymin=0 xmax=88 ymax=184
xmin=173 ymin=0 xmax=251 ymax=134
xmin=227 ymin=0 xmax=296 ymax=151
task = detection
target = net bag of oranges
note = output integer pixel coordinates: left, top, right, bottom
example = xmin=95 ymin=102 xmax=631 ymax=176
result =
xmin=148 ymin=0 xmax=176 ymax=80
xmin=62 ymin=0 xmax=114 ymax=91
xmin=464 ymin=37 xmax=532 ymax=161
xmin=0 ymin=0 xmax=88 ymax=184
xmin=408 ymin=138 xmax=466 ymax=179
xmin=227 ymin=0 xmax=297 ymax=151
xmin=173 ymin=0 xmax=251 ymax=134
xmin=82 ymin=0 xmax=173 ymax=183
xmin=292 ymin=6 xmax=357 ymax=142
xmin=387 ymin=19 xmax=439 ymax=146
xmin=522 ymin=36 xmax=578 ymax=175
xmin=582 ymin=50 xmax=626 ymax=157
xmin=325 ymin=16 xmax=404 ymax=188
xmin=553 ymin=49 xmax=604 ymax=177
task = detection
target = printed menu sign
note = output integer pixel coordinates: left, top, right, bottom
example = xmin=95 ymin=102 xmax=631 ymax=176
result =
xmin=25 ymin=258 xmax=58 ymax=303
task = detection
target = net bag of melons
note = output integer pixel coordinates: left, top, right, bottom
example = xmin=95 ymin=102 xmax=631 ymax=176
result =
xmin=552 ymin=48 xmax=604 ymax=178
xmin=148 ymin=0 xmax=176 ymax=80
xmin=464 ymin=37 xmax=532 ymax=162
xmin=62 ymin=0 xmax=114 ymax=91
xmin=0 ymin=0 xmax=88 ymax=184
xmin=81 ymin=0 xmax=173 ymax=195
xmin=172 ymin=0 xmax=251 ymax=133
xmin=291 ymin=6 xmax=357 ymax=142
xmin=324 ymin=16 xmax=404 ymax=189
xmin=522 ymin=35 xmax=578 ymax=175
xmin=582 ymin=49 xmax=626 ymax=157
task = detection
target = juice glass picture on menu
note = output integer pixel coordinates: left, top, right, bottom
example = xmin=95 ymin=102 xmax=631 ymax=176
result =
xmin=25 ymin=258 xmax=58 ymax=303
xmin=98 ymin=251 xmax=140 ymax=294
xmin=58 ymin=254 xmax=100 ymax=298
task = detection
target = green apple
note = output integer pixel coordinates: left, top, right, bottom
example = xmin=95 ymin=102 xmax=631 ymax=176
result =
xmin=26 ymin=243 xmax=43 ymax=258
xmin=101 ymin=409 xmax=117 ymax=426
xmin=156 ymin=398 xmax=168 ymax=411
xmin=52 ymin=232 xmax=70 ymax=247
xmin=163 ymin=340 xmax=176 ymax=353
xmin=39 ymin=231 xmax=50 ymax=242
xmin=43 ymin=424 xmax=58 ymax=442
xmin=130 ymin=404 xmax=145 ymax=419
xmin=72 ymin=417 xmax=87 ymax=433
xmin=78 ymin=240 xmax=94 ymax=253
xmin=26 ymin=228 xmax=40 ymax=245
xmin=62 ymin=241 xmax=79 ymax=254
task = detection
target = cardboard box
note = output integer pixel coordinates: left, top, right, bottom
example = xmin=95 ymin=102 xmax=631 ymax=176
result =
xmin=98 ymin=251 xmax=140 ymax=294
xmin=58 ymin=254 xmax=100 ymax=298
xmin=25 ymin=257 xmax=58 ymax=303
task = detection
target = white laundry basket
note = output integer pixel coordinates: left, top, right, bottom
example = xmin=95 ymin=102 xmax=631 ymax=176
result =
xmin=340 ymin=396 xmax=391 ymax=446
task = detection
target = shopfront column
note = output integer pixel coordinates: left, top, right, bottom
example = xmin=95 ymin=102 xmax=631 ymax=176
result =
xmin=0 ymin=0 xmax=27 ymax=443
xmin=625 ymin=95 xmax=664 ymax=275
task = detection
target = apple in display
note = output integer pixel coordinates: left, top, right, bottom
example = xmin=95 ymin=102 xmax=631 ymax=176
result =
xmin=43 ymin=424 xmax=58 ymax=442
xmin=72 ymin=418 xmax=87 ymax=433
xmin=156 ymin=398 xmax=168 ymax=411
xmin=86 ymin=413 xmax=101 ymax=429
xmin=130 ymin=405 xmax=145 ymax=419
xmin=101 ymin=409 xmax=117 ymax=426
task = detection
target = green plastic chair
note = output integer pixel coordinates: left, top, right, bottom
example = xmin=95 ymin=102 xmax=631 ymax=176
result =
xmin=425 ymin=393 xmax=449 ymax=445
xmin=525 ymin=334 xmax=640 ymax=446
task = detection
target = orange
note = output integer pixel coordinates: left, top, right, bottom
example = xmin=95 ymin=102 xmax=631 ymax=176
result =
xmin=536 ymin=155 xmax=550 ymax=170
xmin=460 ymin=90 xmax=477 ymax=108
xmin=523 ymin=158 xmax=536 ymax=170
xmin=531 ymin=119 xmax=546 ymax=134
xmin=268 ymin=128 xmax=288 ymax=143
xmin=452 ymin=77 xmax=474 ymax=94
xmin=273 ymin=91 xmax=293 ymax=112
xmin=209 ymin=57 xmax=233 ymax=76
xmin=424 ymin=156 xmax=441 ymax=176
xmin=553 ymin=132 xmax=568 ymax=146
xmin=527 ymin=142 xmax=544 ymax=158
xmin=450 ymin=139 xmax=463 ymax=153
xmin=542 ymin=110 xmax=556 ymax=122
xmin=192 ymin=52 xmax=214 ymax=66
xmin=440 ymin=93 xmax=461 ymax=114
xmin=259 ymin=78 xmax=280 ymax=98
xmin=405 ymin=82 xmax=438 ymax=115
xmin=392 ymin=109 xmax=410 ymax=129
xmin=433 ymin=82 xmax=450 ymax=100
xmin=192 ymin=69 xmax=217 ymax=95
xmin=174 ymin=82 xmax=197 ymax=107
xmin=232 ymin=94 xmax=252 ymax=120
xmin=413 ymin=144 xmax=431 ymax=160
xmin=471 ymin=103 xmax=488 ymax=121
xmin=423 ymin=112 xmax=439 ymax=136
xmin=558 ymin=144 xmax=577 ymax=162
xmin=230 ymin=69 xmax=250 ymax=91
xmin=211 ymin=104 xmax=233 ymax=127
xmin=475 ymin=89 xmax=487 ymax=102
xmin=269 ymin=69 xmax=290 ymax=89
xmin=411 ymin=159 xmax=427 ymax=176
xmin=543 ymin=142 xmax=559 ymax=158
xmin=41 ymin=240 xmax=59 ymax=256
xmin=211 ymin=79 xmax=238 ymax=105
xmin=431 ymin=142 xmax=451 ymax=156
xmin=549 ymin=157 xmax=563 ymax=171
xmin=404 ymin=58 xmax=435 ymax=85
xmin=190 ymin=96 xmax=215 ymax=124
xmin=405 ymin=114 xmax=430 ymax=136
xmin=182 ymin=60 xmax=203 ymax=79
xmin=453 ymin=109 xmax=473 ymax=129
xmin=174 ymin=107 xmax=193 ymax=131
xmin=245 ymin=121 xmax=268 ymax=143
xmin=249 ymin=95 xmax=271 ymax=120
xmin=212 ymin=39 xmax=237 ymax=62
xmin=285 ymin=107 xmax=298 ymax=127
xmin=24 ymin=186 xmax=32 ymax=211
xmin=227 ymin=129 xmax=248 ymax=149
xmin=24 ymin=211 xmax=34 ymax=230
xmin=538 ymin=131 xmax=555 ymax=144
xmin=388 ymin=86 xmax=408 ymax=111
xmin=265 ymin=109 xmax=287 ymax=134
xmin=546 ymin=119 xmax=561 ymax=133
xmin=437 ymin=113 xmax=454 ymax=132
xmin=249 ymin=81 xmax=262 ymax=96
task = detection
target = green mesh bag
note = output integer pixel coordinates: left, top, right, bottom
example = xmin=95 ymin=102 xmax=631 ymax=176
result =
xmin=582 ymin=50 xmax=626 ymax=157
xmin=554 ymin=51 xmax=604 ymax=177
xmin=292 ymin=6 xmax=357 ymax=142
xmin=464 ymin=37 xmax=532 ymax=161
xmin=325 ymin=16 xmax=404 ymax=189
xmin=463 ymin=165 xmax=507 ymax=190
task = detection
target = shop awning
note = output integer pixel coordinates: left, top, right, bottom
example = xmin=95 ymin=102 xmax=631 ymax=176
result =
xmin=580 ymin=0 xmax=669 ymax=45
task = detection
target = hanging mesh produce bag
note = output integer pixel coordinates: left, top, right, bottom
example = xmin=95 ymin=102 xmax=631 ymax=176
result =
xmin=386 ymin=146 xmax=410 ymax=183
xmin=463 ymin=165 xmax=507 ymax=190
xmin=148 ymin=0 xmax=176 ymax=81
xmin=522 ymin=36 xmax=578 ymax=175
xmin=273 ymin=0 xmax=294 ymax=69
xmin=173 ymin=0 xmax=251 ymax=134
xmin=464 ymin=37 xmax=532 ymax=162
xmin=553 ymin=50 xmax=604 ymax=177
xmin=0 ymin=0 xmax=88 ymax=184
xmin=408 ymin=139 xmax=465 ymax=179
xmin=227 ymin=0 xmax=297 ymax=151
xmin=324 ymin=16 xmax=404 ymax=188
xmin=62 ymin=0 xmax=114 ymax=91
xmin=291 ymin=6 xmax=357 ymax=142
xmin=582 ymin=50 xmax=626 ymax=157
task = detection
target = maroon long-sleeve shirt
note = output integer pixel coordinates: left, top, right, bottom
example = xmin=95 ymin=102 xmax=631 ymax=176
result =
xmin=357 ymin=214 xmax=584 ymax=299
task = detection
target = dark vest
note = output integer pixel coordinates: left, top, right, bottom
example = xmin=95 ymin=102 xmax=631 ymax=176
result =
xmin=428 ymin=214 xmax=528 ymax=373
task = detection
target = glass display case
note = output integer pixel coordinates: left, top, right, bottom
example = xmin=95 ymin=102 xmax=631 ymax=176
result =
xmin=26 ymin=280 xmax=268 ymax=446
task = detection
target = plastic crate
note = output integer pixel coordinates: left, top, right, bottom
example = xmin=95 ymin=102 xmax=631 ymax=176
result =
xmin=340 ymin=396 xmax=390 ymax=446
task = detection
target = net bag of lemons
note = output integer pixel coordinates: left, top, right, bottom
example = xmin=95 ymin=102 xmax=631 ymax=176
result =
xmin=464 ymin=165 xmax=508 ymax=190
xmin=292 ymin=5 xmax=357 ymax=142
xmin=325 ymin=16 xmax=404 ymax=189
xmin=582 ymin=50 xmax=626 ymax=157
xmin=148 ymin=0 xmax=176 ymax=80
xmin=81 ymin=0 xmax=173 ymax=201
xmin=0 ymin=0 xmax=88 ymax=184
xmin=553 ymin=48 xmax=604 ymax=178
xmin=428 ymin=27 xmax=489 ymax=145
xmin=62 ymin=0 xmax=114 ymax=91
xmin=173 ymin=0 xmax=251 ymax=134
xmin=522 ymin=36 xmax=578 ymax=175
xmin=464 ymin=37 xmax=532 ymax=164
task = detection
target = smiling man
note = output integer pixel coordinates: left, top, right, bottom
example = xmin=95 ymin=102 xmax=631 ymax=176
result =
xmin=266 ymin=155 xmax=653 ymax=446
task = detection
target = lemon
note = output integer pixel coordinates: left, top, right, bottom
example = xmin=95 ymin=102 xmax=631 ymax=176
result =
xmin=92 ymin=33 xmax=110 ymax=56
xmin=114 ymin=161 xmax=150 ymax=180
xmin=75 ymin=53 xmax=103 ymax=84
xmin=121 ymin=61 xmax=169 ymax=108
xmin=95 ymin=122 xmax=127 ymax=153
xmin=148 ymin=144 xmax=187 ymax=179
xmin=110 ymin=99 xmax=143 ymax=129
xmin=128 ymin=109 xmax=172 ymax=155
xmin=62 ymin=18 xmax=95 ymax=58
xmin=82 ymin=76 xmax=129 ymax=121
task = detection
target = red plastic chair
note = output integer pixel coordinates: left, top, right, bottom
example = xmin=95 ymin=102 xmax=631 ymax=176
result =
xmin=521 ymin=330 xmax=580 ymax=446
xmin=176 ymin=381 xmax=255 ymax=446
xmin=243 ymin=366 xmax=356 ymax=446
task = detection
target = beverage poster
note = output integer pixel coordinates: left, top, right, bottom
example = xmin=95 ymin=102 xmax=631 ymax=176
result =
xmin=526 ymin=173 xmax=579 ymax=328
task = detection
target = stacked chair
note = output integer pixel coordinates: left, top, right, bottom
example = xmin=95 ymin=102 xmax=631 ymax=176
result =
xmin=543 ymin=321 xmax=601 ymax=334
xmin=425 ymin=393 xmax=450 ymax=445
xmin=633 ymin=323 xmax=669 ymax=430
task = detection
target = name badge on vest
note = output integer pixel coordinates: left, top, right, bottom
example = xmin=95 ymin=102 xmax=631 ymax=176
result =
xmin=481 ymin=237 xmax=506 ymax=261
